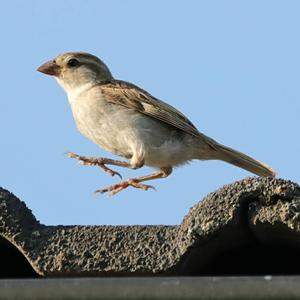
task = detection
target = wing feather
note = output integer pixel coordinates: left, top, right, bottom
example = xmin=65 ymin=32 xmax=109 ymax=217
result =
xmin=99 ymin=80 xmax=201 ymax=137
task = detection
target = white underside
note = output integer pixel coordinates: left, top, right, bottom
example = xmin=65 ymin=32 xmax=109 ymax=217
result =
xmin=66 ymin=86 xmax=200 ymax=168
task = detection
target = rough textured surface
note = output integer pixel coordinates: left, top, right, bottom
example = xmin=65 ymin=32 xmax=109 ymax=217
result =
xmin=0 ymin=176 xmax=300 ymax=277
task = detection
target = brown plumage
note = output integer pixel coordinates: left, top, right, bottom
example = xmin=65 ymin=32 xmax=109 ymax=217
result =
xmin=37 ymin=52 xmax=276 ymax=195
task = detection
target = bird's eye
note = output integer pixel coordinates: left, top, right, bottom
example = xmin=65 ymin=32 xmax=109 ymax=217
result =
xmin=67 ymin=58 xmax=80 ymax=68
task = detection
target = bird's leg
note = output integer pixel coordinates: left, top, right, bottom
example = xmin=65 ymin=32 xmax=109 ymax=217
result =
xmin=96 ymin=167 xmax=173 ymax=196
xmin=66 ymin=152 xmax=141 ymax=179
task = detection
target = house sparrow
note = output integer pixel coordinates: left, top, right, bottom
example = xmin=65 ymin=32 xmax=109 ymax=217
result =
xmin=37 ymin=52 xmax=276 ymax=195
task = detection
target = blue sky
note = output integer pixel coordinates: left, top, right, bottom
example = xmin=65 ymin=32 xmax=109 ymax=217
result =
xmin=0 ymin=1 xmax=299 ymax=225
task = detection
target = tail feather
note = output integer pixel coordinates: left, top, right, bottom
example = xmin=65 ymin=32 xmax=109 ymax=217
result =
xmin=214 ymin=143 xmax=276 ymax=177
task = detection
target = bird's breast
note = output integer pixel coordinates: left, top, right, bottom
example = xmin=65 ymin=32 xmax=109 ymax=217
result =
xmin=67 ymin=91 xmax=139 ymax=157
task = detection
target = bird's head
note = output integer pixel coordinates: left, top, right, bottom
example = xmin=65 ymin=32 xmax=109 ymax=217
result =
xmin=37 ymin=52 xmax=113 ymax=94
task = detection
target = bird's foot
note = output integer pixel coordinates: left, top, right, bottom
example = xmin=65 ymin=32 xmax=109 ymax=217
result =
xmin=95 ymin=179 xmax=156 ymax=196
xmin=66 ymin=152 xmax=122 ymax=179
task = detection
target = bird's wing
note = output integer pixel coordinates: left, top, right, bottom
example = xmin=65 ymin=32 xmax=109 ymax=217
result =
xmin=99 ymin=80 xmax=202 ymax=137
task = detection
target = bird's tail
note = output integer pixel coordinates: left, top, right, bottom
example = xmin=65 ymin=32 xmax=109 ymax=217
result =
xmin=212 ymin=143 xmax=276 ymax=177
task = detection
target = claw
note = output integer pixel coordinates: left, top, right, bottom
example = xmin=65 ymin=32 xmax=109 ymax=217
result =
xmin=127 ymin=179 xmax=156 ymax=191
xmin=104 ymin=168 xmax=122 ymax=179
xmin=66 ymin=152 xmax=123 ymax=179
xmin=66 ymin=152 xmax=167 ymax=196
xmin=65 ymin=151 xmax=77 ymax=158
xmin=95 ymin=179 xmax=156 ymax=196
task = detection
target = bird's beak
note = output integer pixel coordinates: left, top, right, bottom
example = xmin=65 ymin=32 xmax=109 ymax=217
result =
xmin=37 ymin=60 xmax=60 ymax=76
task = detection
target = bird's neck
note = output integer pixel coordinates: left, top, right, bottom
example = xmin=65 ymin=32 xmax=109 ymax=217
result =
xmin=67 ymin=81 xmax=99 ymax=100
xmin=56 ymin=76 xmax=99 ymax=100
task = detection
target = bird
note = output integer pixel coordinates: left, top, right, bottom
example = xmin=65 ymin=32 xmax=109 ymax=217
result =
xmin=37 ymin=52 xmax=276 ymax=195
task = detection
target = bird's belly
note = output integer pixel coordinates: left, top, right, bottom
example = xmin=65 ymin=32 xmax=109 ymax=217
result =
xmin=70 ymin=96 xmax=194 ymax=167
xmin=143 ymin=138 xmax=190 ymax=167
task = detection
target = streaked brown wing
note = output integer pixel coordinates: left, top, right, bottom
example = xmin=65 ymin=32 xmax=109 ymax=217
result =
xmin=99 ymin=80 xmax=201 ymax=137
